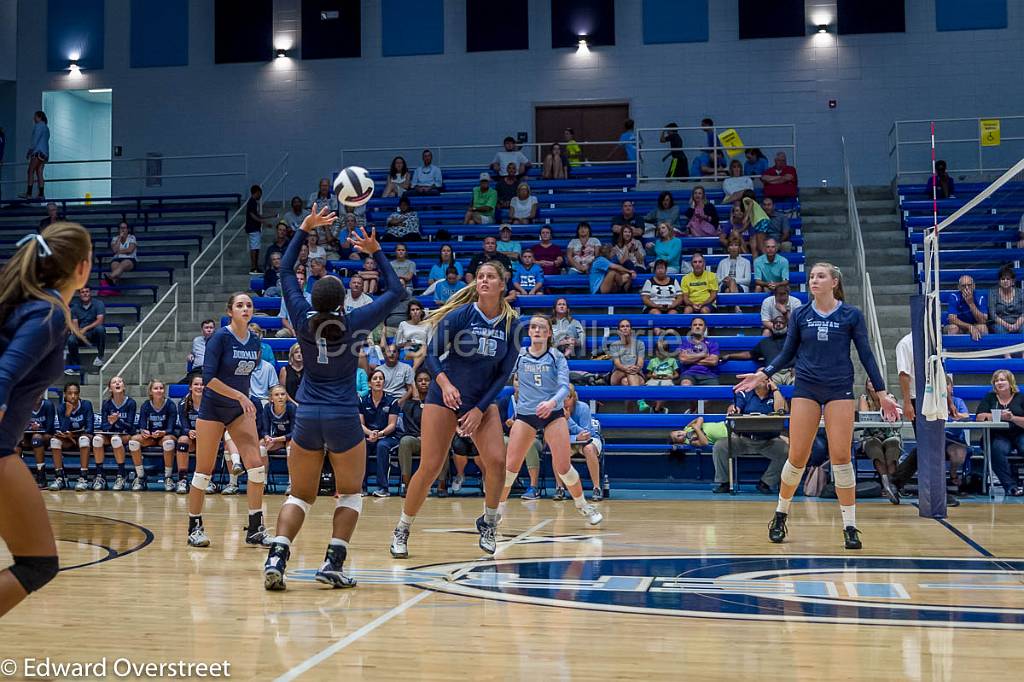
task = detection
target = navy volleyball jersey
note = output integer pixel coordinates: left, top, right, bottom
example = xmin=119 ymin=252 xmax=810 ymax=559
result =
xmin=426 ymin=303 xmax=524 ymax=412
xmin=202 ymin=326 xmax=262 ymax=403
xmin=138 ymin=399 xmax=178 ymax=435
xmin=26 ymin=400 xmax=56 ymax=433
xmin=177 ymin=399 xmax=199 ymax=435
xmin=279 ymin=229 xmax=407 ymax=414
xmin=0 ymin=297 xmax=69 ymax=454
xmin=99 ymin=397 xmax=137 ymax=434
xmin=261 ymin=402 xmax=296 ymax=439
xmin=764 ymin=301 xmax=885 ymax=391
xmin=57 ymin=399 xmax=94 ymax=434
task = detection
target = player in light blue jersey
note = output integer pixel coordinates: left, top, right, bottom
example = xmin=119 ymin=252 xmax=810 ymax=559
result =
xmin=499 ymin=315 xmax=602 ymax=525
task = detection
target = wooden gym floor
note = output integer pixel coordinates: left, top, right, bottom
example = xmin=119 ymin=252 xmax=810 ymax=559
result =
xmin=2 ymin=492 xmax=1024 ymax=680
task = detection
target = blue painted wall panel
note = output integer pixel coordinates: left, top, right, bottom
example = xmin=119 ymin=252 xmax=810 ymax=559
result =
xmin=47 ymin=0 xmax=104 ymax=72
xmin=642 ymin=0 xmax=709 ymax=44
xmin=382 ymin=0 xmax=445 ymax=57
xmin=936 ymin=0 xmax=1007 ymax=31
xmin=131 ymin=0 xmax=189 ymax=68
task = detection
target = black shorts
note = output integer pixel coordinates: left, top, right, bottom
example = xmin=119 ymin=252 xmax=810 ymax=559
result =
xmin=292 ymin=406 xmax=363 ymax=453
xmin=792 ymin=381 xmax=854 ymax=406
xmin=515 ymin=413 xmax=564 ymax=431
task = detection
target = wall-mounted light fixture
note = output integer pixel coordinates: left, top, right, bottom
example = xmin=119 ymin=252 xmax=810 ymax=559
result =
xmin=88 ymin=88 xmax=112 ymax=93
xmin=576 ymin=37 xmax=590 ymax=55
xmin=67 ymin=59 xmax=82 ymax=77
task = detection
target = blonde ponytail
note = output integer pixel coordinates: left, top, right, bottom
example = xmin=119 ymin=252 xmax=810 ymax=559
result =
xmin=426 ymin=262 xmax=520 ymax=335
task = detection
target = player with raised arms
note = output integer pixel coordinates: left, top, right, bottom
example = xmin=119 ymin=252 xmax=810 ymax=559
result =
xmin=0 ymin=222 xmax=92 ymax=617
xmin=264 ymin=205 xmax=406 ymax=591
xmin=498 ymin=315 xmax=603 ymax=525
xmin=734 ymin=262 xmax=897 ymax=549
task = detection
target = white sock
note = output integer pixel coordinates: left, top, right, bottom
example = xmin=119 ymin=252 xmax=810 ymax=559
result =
xmin=776 ymin=496 xmax=793 ymax=515
xmin=570 ymin=489 xmax=586 ymax=508
xmin=840 ymin=504 xmax=856 ymax=528
xmin=164 ymin=466 xmax=172 ymax=477
xmin=229 ymin=473 xmax=239 ymax=485
xmin=484 ymin=506 xmax=499 ymax=525
xmin=273 ymin=535 xmax=291 ymax=546
xmin=135 ymin=465 xmax=145 ymax=478
xmin=329 ymin=538 xmax=348 ymax=548
xmin=398 ymin=512 xmax=415 ymax=530
xmin=36 ymin=463 xmax=44 ymax=470
xmin=497 ymin=501 xmax=507 ymax=517
xmin=231 ymin=453 xmax=241 ymax=466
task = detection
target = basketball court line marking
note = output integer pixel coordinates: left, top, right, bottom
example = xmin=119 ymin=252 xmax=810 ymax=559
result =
xmin=272 ymin=518 xmax=552 ymax=682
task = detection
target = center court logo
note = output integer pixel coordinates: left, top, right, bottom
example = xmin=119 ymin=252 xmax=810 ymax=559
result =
xmin=414 ymin=555 xmax=1024 ymax=629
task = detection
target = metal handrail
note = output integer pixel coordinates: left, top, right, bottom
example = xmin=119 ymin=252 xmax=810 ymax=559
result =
xmin=188 ymin=153 xmax=289 ymax=319
xmin=635 ymin=124 xmax=797 ymax=182
xmin=0 ymin=152 xmax=249 ymax=188
xmin=97 ymin=283 xmax=179 ymax=402
xmin=340 ymin=139 xmax=632 ymax=170
xmin=889 ymin=115 xmax=1024 ymax=180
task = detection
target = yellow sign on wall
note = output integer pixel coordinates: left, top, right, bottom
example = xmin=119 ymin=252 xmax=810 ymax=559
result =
xmin=717 ymin=128 xmax=746 ymax=157
xmin=980 ymin=119 xmax=1001 ymax=147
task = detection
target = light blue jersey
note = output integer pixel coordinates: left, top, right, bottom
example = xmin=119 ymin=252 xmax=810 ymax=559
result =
xmin=513 ymin=347 xmax=570 ymax=416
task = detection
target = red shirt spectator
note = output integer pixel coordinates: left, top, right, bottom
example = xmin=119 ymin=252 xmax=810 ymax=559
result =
xmin=531 ymin=226 xmax=564 ymax=276
xmin=761 ymin=151 xmax=798 ymax=200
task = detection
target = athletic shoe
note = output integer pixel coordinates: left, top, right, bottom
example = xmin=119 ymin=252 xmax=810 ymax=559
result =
xmin=434 ymin=485 xmax=447 ymax=498
xmin=947 ymin=494 xmax=960 ymax=508
xmin=755 ymin=480 xmax=772 ymax=495
xmin=187 ymin=526 xmax=211 ymax=547
xmin=231 ymin=460 xmax=244 ymax=476
xmin=49 ymin=476 xmax=65 ymax=491
xmin=520 ymin=486 xmax=540 ymax=500
xmin=882 ymin=482 xmax=900 ymax=505
xmin=475 ymin=515 xmax=497 ymax=555
xmin=131 ymin=476 xmax=147 ymax=492
xmin=221 ymin=483 xmax=240 ymax=495
xmin=35 ymin=469 xmax=47 ymax=488
xmin=552 ymin=487 xmax=566 ymax=501
xmin=64 ymin=368 xmax=78 ymax=376
xmin=315 ymin=546 xmax=357 ymax=589
xmin=637 ymin=399 xmax=651 ymax=413
xmin=712 ymin=482 xmax=730 ymax=494
xmin=205 ymin=481 xmax=219 ymax=495
xmin=578 ymin=503 xmax=603 ymax=526
xmin=176 ymin=479 xmax=189 ymax=495
xmin=451 ymin=475 xmax=464 ymax=493
xmin=843 ymin=526 xmax=863 ymax=550
xmin=164 ymin=477 xmax=175 ymax=492
xmin=246 ymin=526 xmax=271 ymax=547
xmin=92 ymin=357 xmax=105 ymax=367
xmin=768 ymin=512 xmax=788 ymax=544
xmin=92 ymin=474 xmax=106 ymax=491
xmin=263 ymin=542 xmax=290 ymax=591
xmin=372 ymin=488 xmax=390 ymax=498
xmin=112 ymin=475 xmax=126 ymax=491
xmin=591 ymin=487 xmax=603 ymax=502
xmin=75 ymin=476 xmax=89 ymax=491
xmin=390 ymin=527 xmax=410 ymax=559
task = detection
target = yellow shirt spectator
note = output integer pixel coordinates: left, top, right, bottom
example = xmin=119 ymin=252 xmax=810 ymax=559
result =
xmin=681 ymin=270 xmax=718 ymax=306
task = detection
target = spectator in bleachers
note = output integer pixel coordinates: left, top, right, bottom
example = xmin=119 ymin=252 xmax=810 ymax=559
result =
xmin=496 ymin=224 xmax=523 ymax=258
xmin=988 ymin=264 xmax=1023 ymax=335
xmin=612 ymin=225 xmax=647 ymax=273
xmin=645 ymin=191 xmax=681 ymax=232
xmin=384 ymin=196 xmax=421 ymax=241
xmin=671 ymin=416 xmax=725 ymax=449
xmin=927 ymin=159 xmax=955 ymax=200
xmin=383 ymin=156 xmax=412 ymax=198
xmin=263 ymin=252 xmax=282 ymax=297
xmin=284 ymin=196 xmax=305 ymax=234
xmin=362 ymin=369 xmax=401 ymax=497
xmin=659 ymin=123 xmax=688 ymax=179
xmin=390 ymin=243 xmax=417 ymax=295
xmin=761 ymin=151 xmax=798 ymax=200
xmin=342 ymin=202 xmax=367 ymax=229
xmin=552 ymin=298 xmax=586 ymax=359
xmin=496 ymin=163 xmax=520 ymax=210
xmin=611 ymin=199 xmax=644 ymax=239
xmin=260 ymin=385 xmax=293 ymax=469
xmin=396 ymin=301 xmax=428 ymax=371
xmin=278 ymin=343 xmax=303 ymax=403
xmin=760 ymin=282 xmax=800 ymax=336
xmin=721 ymin=202 xmax=751 ymax=253
xmin=542 ymin=143 xmax=568 ymax=180
xmin=590 ymin=245 xmax=636 ymax=294
xmin=246 ymin=184 xmax=279 ymax=275
xmin=609 ymin=319 xmax=645 ymax=397
xmin=411 ymin=149 xmax=443 ymax=195
xmin=641 ymin=260 xmax=683 ymax=315
xmin=491 ymin=136 xmax=530 ymax=178
xmin=744 ymin=148 xmax=769 ymax=176
xmin=753 ymin=238 xmax=790 ymax=293
xmin=466 ymin=236 xmax=513 ymax=283
xmin=187 ymin=319 xmax=216 ymax=373
xmin=717 ymin=237 xmax=752 ymax=296
xmin=681 ymin=253 xmax=717 ymax=314
xmin=722 ymin=159 xmax=754 ymax=204
xmin=306 ymin=257 xmax=327 ymax=294
xmin=691 ymin=149 xmax=727 ymax=179
xmin=945 ymin=274 xmax=988 ymax=341
xmin=646 ymin=222 xmax=685 ymax=275
xmin=275 ymin=270 xmax=310 ymax=338
xmin=338 ymin=213 xmax=366 ymax=262
xmin=567 ymin=221 xmax=601 ymax=274
xmin=427 ymin=244 xmax=463 ymax=285
xmin=463 ymin=172 xmax=498 ymax=225
xmin=248 ymin=323 xmax=276 ymax=365
xmin=397 ymin=370 xmax=448 ymax=496
xmin=858 ymin=377 xmax=903 ymax=504
xmin=511 ymin=249 xmax=545 ymax=297
xmin=974 ymin=369 xmax=1024 ymax=496
xmin=264 ymin=222 xmax=290 ymax=270
xmin=509 ymin=183 xmax=539 ymax=224
xmin=345 ymin=273 xmax=374 ymax=313
xmin=701 ymin=117 xmax=716 ymax=150
xmin=564 ymin=128 xmax=584 ymax=167
xmin=616 ymin=118 xmax=637 ymax=161
xmin=712 ymin=373 xmax=788 ymax=494
xmin=103 ymin=220 xmax=137 ymax=286
xmin=678 ymin=318 xmax=720 ymax=388
xmin=563 ymin=384 xmax=603 ymax=501
xmin=38 ymin=202 xmax=63 ymax=229
xmin=639 ymin=339 xmax=680 ymax=414
xmin=762 ymin=197 xmax=792 ymax=252
xmin=249 ymin=357 xmax=280 ymax=403
xmin=21 ymin=110 xmax=49 ymax=199
xmin=743 ymin=191 xmax=773 ymax=258
xmin=379 ymin=344 xmax=414 ymax=404
xmin=67 ymin=286 xmax=106 ymax=370
xmin=358 ymin=258 xmax=379 ymax=295
xmin=433 ymin=266 xmax=466 ymax=305
xmin=683 ymin=186 xmax=721 ymax=238
xmin=532 ymin=226 xmax=564 ymax=276
xmin=308 ymin=178 xmax=339 ymax=215
xmin=304 ymin=233 xmax=326 ymax=268
xmin=725 ymin=313 xmax=793 ymax=384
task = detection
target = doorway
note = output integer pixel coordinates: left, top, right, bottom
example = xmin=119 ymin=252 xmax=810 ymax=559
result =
xmin=41 ymin=89 xmax=112 ymax=200
xmin=534 ymin=103 xmax=630 ymax=163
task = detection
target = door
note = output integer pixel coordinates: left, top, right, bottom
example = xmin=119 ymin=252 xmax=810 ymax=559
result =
xmin=534 ymin=103 xmax=630 ymax=164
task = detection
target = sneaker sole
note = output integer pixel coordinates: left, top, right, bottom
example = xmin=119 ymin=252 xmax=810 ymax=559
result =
xmin=315 ymin=573 xmax=357 ymax=589
xmin=188 ymin=539 xmax=210 ymax=548
xmin=588 ymin=514 xmax=604 ymax=526
xmin=264 ymin=570 xmax=286 ymax=591
xmin=390 ymin=548 xmax=408 ymax=559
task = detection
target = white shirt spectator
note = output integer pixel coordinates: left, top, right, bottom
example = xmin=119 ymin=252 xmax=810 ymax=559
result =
xmin=716 ymin=255 xmax=752 ymax=291
xmin=379 ymin=362 xmax=414 ymax=400
xmin=493 ymin=150 xmax=529 ymax=176
xmin=760 ymin=294 xmax=801 ymax=325
xmin=722 ymin=175 xmax=754 ymax=198
xmin=112 ymin=233 xmax=138 ymax=261
xmin=413 ymin=164 xmax=443 ymax=189
xmin=896 ymin=333 xmax=915 ymax=399
xmin=641 ymin=278 xmax=681 ymax=307
xmin=344 ymin=292 xmax=374 ymax=314
xmin=510 ymin=195 xmax=538 ymax=219
xmin=249 ymin=360 xmax=280 ymax=401
xmin=396 ymin=320 xmax=429 ymax=350
xmin=284 ymin=210 xmax=305 ymax=233
xmin=278 ymin=290 xmax=312 ymax=326
xmin=191 ymin=335 xmax=209 ymax=367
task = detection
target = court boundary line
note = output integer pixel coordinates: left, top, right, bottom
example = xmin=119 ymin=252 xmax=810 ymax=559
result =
xmin=272 ymin=518 xmax=551 ymax=682
xmin=932 ymin=517 xmax=994 ymax=557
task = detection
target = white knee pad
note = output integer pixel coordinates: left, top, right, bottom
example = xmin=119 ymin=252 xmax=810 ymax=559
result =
xmin=336 ymin=493 xmax=363 ymax=514
xmin=50 ymin=438 xmax=62 ymax=450
xmin=560 ymin=466 xmax=581 ymax=487
xmin=92 ymin=435 xmax=105 ymax=448
xmin=78 ymin=435 xmax=91 ymax=449
xmin=191 ymin=472 xmax=211 ymax=491
xmin=110 ymin=435 xmax=123 ymax=449
xmin=283 ymin=495 xmax=312 ymax=514
xmin=504 ymin=469 xmax=519 ymax=488
xmin=259 ymin=445 xmax=268 ymax=458
xmin=246 ymin=466 xmax=266 ymax=484
xmin=780 ymin=461 xmax=806 ymax=487
xmin=162 ymin=439 xmax=175 ymax=452
xmin=833 ymin=462 xmax=856 ymax=489
xmin=128 ymin=439 xmax=141 ymax=453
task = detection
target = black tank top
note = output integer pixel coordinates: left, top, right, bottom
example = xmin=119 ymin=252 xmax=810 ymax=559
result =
xmin=284 ymin=365 xmax=303 ymax=400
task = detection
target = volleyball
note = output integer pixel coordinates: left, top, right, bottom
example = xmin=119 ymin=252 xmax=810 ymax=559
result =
xmin=333 ymin=166 xmax=375 ymax=207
